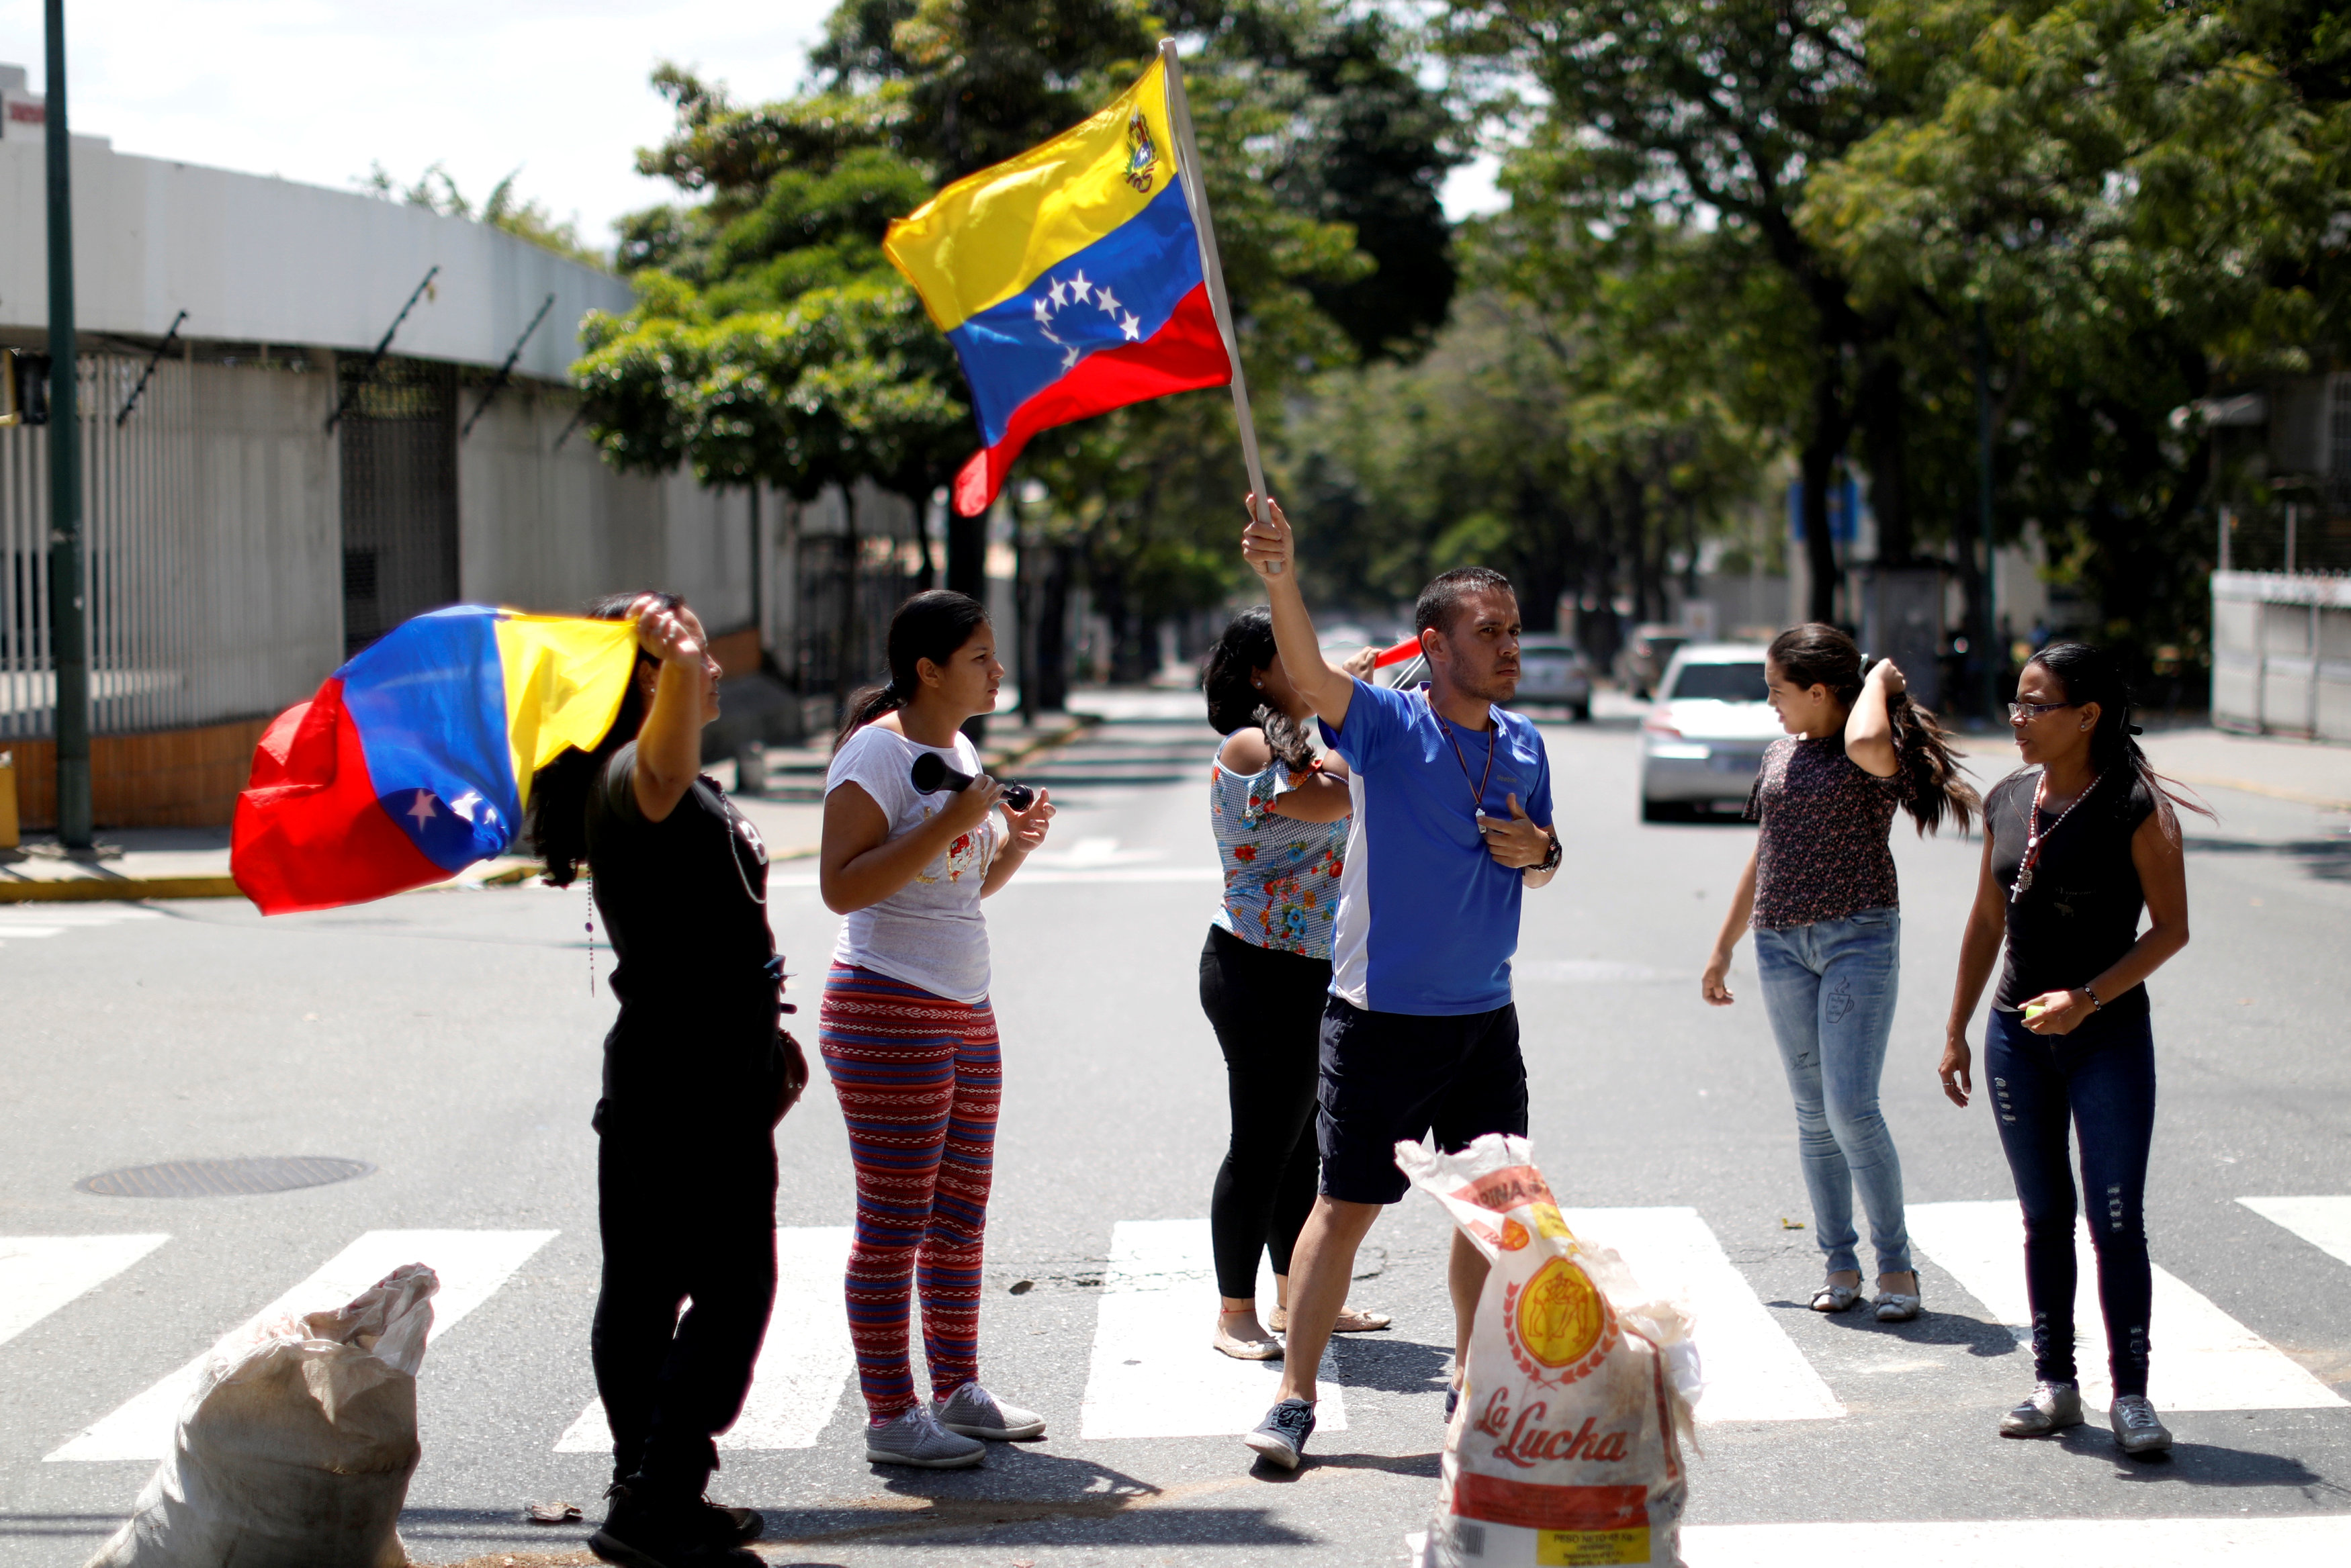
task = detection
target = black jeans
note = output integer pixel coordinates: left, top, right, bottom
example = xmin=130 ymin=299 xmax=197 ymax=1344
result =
xmin=1986 ymin=1009 xmax=2157 ymax=1397
xmin=592 ymin=1107 xmax=779 ymax=1495
xmin=1198 ymin=925 xmax=1331 ymax=1302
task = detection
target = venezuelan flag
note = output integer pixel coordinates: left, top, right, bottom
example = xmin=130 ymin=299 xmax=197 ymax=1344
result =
xmin=885 ymin=56 xmax=1232 ymax=515
xmin=231 ymin=606 xmax=639 ymax=914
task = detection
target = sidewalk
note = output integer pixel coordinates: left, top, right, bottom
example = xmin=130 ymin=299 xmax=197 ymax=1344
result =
xmin=0 ymin=710 xmax=1096 ymax=905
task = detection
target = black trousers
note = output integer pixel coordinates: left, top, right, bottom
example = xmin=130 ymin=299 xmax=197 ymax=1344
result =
xmin=591 ymin=1109 xmax=779 ymax=1495
xmin=1198 ymin=925 xmax=1331 ymax=1301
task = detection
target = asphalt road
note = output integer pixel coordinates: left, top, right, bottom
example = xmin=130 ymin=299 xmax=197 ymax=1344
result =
xmin=3 ymin=693 xmax=2347 ymax=1567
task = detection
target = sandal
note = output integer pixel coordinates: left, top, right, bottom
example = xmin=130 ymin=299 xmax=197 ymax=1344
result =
xmin=1810 ymin=1281 xmax=1864 ymax=1313
xmin=1267 ymin=1305 xmax=1392 ymax=1334
xmin=1212 ymin=1316 xmax=1282 ymax=1361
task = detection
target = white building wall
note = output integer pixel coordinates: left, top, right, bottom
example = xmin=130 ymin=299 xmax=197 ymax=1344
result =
xmin=0 ymin=129 xmax=627 ymax=379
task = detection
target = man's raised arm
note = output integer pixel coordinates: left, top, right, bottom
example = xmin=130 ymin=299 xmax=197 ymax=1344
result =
xmin=1239 ymin=494 xmax=1354 ymax=730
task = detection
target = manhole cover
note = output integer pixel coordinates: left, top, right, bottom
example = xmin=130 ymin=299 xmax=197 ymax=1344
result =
xmin=76 ymin=1157 xmax=375 ymax=1198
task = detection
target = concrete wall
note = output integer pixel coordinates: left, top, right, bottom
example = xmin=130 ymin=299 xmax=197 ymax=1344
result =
xmin=2212 ymin=571 xmax=2351 ymax=740
xmin=0 ymin=130 xmax=627 ymax=379
xmin=455 ymin=381 xmax=756 ymax=629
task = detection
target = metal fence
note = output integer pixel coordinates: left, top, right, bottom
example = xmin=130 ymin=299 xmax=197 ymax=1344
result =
xmin=0 ymin=353 xmax=199 ymax=739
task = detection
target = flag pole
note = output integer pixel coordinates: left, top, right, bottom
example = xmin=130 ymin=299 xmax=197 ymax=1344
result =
xmin=1159 ymin=40 xmax=1281 ymax=571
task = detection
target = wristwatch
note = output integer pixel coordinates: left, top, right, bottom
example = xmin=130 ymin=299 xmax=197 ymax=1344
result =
xmin=1530 ymin=828 xmax=1562 ymax=876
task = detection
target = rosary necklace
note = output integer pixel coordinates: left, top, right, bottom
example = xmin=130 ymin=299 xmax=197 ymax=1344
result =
xmin=2012 ymin=767 xmax=2097 ymax=903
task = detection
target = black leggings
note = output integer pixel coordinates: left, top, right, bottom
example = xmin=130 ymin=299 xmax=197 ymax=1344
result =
xmin=1198 ymin=925 xmax=1331 ymax=1301
xmin=592 ymin=1111 xmax=779 ymax=1495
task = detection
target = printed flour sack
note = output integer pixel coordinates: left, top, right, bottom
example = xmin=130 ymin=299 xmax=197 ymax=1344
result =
xmin=1399 ymin=1135 xmax=1702 ymax=1568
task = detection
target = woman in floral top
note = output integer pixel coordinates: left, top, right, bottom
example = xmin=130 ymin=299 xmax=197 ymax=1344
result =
xmin=1699 ymin=624 xmax=1976 ymax=1322
xmin=1198 ymin=608 xmax=1388 ymax=1359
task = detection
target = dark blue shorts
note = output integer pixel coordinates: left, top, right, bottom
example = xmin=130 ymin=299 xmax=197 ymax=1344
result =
xmin=1315 ymin=998 xmax=1529 ymax=1205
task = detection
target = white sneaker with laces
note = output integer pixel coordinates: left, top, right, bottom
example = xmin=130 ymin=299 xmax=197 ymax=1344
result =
xmin=864 ymin=1405 xmax=986 ymax=1468
xmin=932 ymin=1382 xmax=1047 ymax=1441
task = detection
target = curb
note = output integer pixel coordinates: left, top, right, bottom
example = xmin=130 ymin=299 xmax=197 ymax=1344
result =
xmin=982 ymin=712 xmax=1100 ymax=778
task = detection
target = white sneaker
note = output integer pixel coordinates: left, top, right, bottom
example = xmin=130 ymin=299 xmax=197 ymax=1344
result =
xmin=864 ymin=1406 xmax=985 ymax=1468
xmin=932 ymin=1382 xmax=1046 ymax=1440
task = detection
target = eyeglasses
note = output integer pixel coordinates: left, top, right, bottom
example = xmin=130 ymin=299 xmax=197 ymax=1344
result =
xmin=2006 ymin=700 xmax=2070 ymax=723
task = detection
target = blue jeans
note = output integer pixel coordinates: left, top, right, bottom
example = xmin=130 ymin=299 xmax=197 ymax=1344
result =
xmin=1984 ymin=1008 xmax=2156 ymax=1396
xmin=1755 ymin=909 xmax=1912 ymax=1278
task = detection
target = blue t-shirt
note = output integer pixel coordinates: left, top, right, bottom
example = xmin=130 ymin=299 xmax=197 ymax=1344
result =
xmin=1318 ymin=680 xmax=1553 ymax=1015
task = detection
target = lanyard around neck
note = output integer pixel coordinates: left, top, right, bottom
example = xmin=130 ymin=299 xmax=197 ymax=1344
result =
xmin=1432 ymin=694 xmax=1500 ymax=819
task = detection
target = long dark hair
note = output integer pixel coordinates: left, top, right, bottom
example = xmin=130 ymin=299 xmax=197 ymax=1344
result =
xmin=1768 ymin=622 xmax=1979 ymax=835
xmin=1200 ymin=607 xmax=1315 ymax=769
xmin=835 ymin=589 xmax=991 ymax=751
xmin=2025 ymin=641 xmax=2213 ymax=819
xmin=527 ymin=590 xmax=674 ymax=888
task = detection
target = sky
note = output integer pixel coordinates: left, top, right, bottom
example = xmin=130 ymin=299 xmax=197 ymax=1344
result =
xmin=0 ymin=1 xmax=1503 ymax=257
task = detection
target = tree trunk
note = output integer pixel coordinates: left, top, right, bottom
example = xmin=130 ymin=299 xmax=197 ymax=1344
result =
xmin=1800 ymin=430 xmax=1841 ymax=626
xmin=947 ymin=506 xmax=987 ymax=602
xmin=1858 ymin=350 xmax=1913 ymax=565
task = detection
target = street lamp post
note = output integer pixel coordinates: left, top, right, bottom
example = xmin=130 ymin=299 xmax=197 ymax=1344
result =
xmin=44 ymin=0 xmax=91 ymax=848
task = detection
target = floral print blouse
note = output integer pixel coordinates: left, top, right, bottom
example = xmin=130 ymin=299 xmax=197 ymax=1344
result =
xmin=1208 ymin=747 xmax=1347 ymax=960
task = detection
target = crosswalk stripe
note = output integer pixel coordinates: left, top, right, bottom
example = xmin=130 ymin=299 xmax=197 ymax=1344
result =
xmin=1907 ymin=1201 xmax=2344 ymax=1412
xmin=1679 ymin=1515 xmax=2351 ymax=1565
xmin=0 ymin=1235 xmax=171 ymax=1349
xmin=2239 ymin=1195 xmax=2351 ymax=1270
xmin=1078 ymin=1217 xmax=1348 ymax=1440
xmin=47 ymin=1228 xmax=556 ymax=1462
xmin=1561 ymin=1207 xmax=1846 ymax=1423
xmin=554 ymin=1228 xmax=856 ymax=1453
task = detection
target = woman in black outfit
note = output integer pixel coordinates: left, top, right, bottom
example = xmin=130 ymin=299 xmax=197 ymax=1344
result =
xmin=529 ymin=593 xmax=805 ymax=1568
xmin=1198 ymin=611 xmax=1386 ymax=1358
xmin=1939 ymin=642 xmax=2201 ymax=1456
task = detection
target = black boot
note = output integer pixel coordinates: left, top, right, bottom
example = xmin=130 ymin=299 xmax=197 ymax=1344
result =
xmin=589 ymin=1481 xmax=763 ymax=1567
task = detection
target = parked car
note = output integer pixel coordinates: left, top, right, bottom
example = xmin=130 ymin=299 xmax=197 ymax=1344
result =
xmin=1638 ymin=643 xmax=1777 ymax=821
xmin=1615 ymin=623 xmax=1691 ymax=699
xmin=1515 ymin=637 xmax=1593 ymax=720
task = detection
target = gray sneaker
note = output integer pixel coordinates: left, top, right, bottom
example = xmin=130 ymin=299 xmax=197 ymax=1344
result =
xmin=1245 ymin=1396 xmax=1317 ymax=1471
xmin=864 ymin=1406 xmax=985 ymax=1469
xmin=2110 ymin=1395 xmax=2173 ymax=1455
xmin=1999 ymin=1379 xmax=2085 ymax=1437
xmin=932 ymin=1382 xmax=1046 ymax=1440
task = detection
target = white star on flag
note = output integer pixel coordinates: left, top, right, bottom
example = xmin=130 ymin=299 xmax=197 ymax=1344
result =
xmin=1033 ymin=297 xmax=1052 ymax=322
xmin=1061 ymin=345 xmax=1081 ymax=371
xmin=1068 ymin=271 xmax=1093 ymax=303
xmin=449 ymin=790 xmax=484 ymax=823
xmin=1095 ymin=287 xmax=1122 ymax=316
xmin=406 ymin=790 xmax=437 ymax=827
xmin=1119 ymin=312 xmax=1142 ymax=341
xmin=1049 ymin=277 xmax=1070 ymax=308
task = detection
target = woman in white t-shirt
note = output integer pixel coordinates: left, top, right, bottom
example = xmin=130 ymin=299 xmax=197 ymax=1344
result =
xmin=816 ymin=589 xmax=1055 ymax=1471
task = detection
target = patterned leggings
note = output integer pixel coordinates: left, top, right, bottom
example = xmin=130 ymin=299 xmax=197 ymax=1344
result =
xmin=817 ymin=964 xmax=1001 ymax=1422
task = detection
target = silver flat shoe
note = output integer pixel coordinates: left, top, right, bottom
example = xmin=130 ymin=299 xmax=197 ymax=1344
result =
xmin=1874 ymin=1291 xmax=1922 ymax=1322
xmin=2000 ymin=1379 xmax=2085 ymax=1437
xmin=1810 ymin=1281 xmax=1865 ymax=1312
xmin=1212 ymin=1321 xmax=1283 ymax=1361
xmin=2110 ymin=1395 xmax=2173 ymax=1455
xmin=932 ymin=1382 xmax=1046 ymax=1440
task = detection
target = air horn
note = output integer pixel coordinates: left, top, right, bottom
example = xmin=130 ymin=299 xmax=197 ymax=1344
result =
xmin=910 ymin=750 xmax=1035 ymax=811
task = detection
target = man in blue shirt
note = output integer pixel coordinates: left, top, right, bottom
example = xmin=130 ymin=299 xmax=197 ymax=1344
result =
xmin=1236 ymin=494 xmax=1560 ymax=1470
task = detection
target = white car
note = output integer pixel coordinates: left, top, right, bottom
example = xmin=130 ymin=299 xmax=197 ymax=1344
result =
xmin=1638 ymin=643 xmax=1778 ymax=821
xmin=1515 ymin=637 xmax=1594 ymax=720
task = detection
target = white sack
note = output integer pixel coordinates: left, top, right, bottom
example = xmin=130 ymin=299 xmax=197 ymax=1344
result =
xmin=1400 ymin=1134 xmax=1699 ymax=1568
xmin=84 ymin=1263 xmax=439 ymax=1568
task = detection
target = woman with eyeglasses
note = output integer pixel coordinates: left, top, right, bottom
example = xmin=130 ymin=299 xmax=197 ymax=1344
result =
xmin=1939 ymin=642 xmax=2206 ymax=1455
xmin=1702 ymin=624 xmax=1976 ymax=1323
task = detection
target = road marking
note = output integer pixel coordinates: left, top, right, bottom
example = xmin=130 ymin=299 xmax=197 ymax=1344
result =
xmin=2239 ymin=1196 xmax=2351 ymax=1270
xmin=1561 ymin=1207 xmax=1845 ymax=1422
xmin=48 ymin=1228 xmax=556 ymax=1461
xmin=0 ymin=1235 xmax=171 ymax=1348
xmin=1679 ymin=1515 xmax=2351 ymax=1565
xmin=1079 ymin=1217 xmax=1347 ymax=1440
xmin=0 ymin=907 xmax=164 ymax=937
xmin=556 ymin=1227 xmax=856 ymax=1453
xmin=1907 ymin=1201 xmax=2344 ymax=1412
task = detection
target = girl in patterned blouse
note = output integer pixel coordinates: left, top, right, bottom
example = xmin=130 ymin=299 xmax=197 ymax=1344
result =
xmin=1699 ymin=623 xmax=1976 ymax=1323
xmin=1198 ymin=608 xmax=1389 ymax=1359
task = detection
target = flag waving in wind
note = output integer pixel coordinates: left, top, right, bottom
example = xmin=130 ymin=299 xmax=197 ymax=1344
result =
xmin=885 ymin=55 xmax=1236 ymax=516
xmin=231 ymin=606 xmax=640 ymax=915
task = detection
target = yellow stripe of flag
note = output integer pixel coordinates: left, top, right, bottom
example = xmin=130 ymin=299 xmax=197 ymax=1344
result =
xmin=494 ymin=612 xmax=641 ymax=811
xmin=885 ymin=57 xmax=1180 ymax=334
